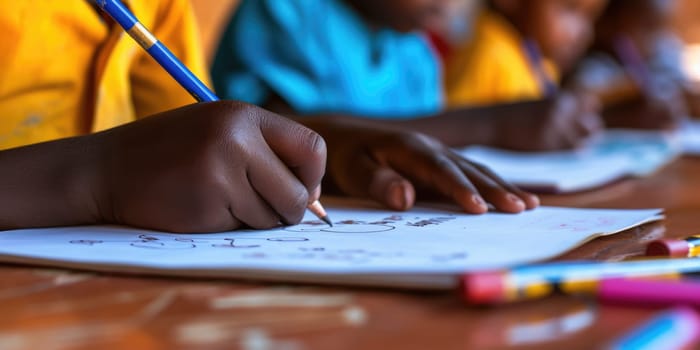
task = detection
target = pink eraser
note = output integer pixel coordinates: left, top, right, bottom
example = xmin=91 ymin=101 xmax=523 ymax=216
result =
xmin=646 ymin=239 xmax=690 ymax=257
xmin=461 ymin=271 xmax=506 ymax=304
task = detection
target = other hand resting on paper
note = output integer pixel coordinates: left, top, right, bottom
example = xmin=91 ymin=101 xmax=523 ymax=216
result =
xmin=481 ymin=92 xmax=604 ymax=152
xmin=299 ymin=117 xmax=540 ymax=214
xmin=602 ymin=83 xmax=688 ymax=130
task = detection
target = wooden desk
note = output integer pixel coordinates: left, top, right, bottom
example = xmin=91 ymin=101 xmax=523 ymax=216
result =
xmin=1 ymin=158 xmax=699 ymax=349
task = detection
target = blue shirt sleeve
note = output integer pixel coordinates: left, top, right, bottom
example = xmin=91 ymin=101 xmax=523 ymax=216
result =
xmin=212 ymin=0 xmax=442 ymax=119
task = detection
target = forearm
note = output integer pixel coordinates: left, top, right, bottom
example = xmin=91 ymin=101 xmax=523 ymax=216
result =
xmin=0 ymin=135 xmax=102 ymax=229
xmin=292 ymin=107 xmax=500 ymax=148
xmin=395 ymin=107 xmax=498 ymax=147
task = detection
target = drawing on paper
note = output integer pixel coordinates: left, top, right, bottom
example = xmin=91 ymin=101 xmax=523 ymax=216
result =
xmin=67 ymin=213 xmax=465 ymax=254
xmin=69 ymin=234 xmax=309 ymax=250
xmin=284 ymin=219 xmax=396 ymax=233
xmin=62 ymin=216 xmax=470 ymax=264
xmin=283 ymin=214 xmax=456 ymax=233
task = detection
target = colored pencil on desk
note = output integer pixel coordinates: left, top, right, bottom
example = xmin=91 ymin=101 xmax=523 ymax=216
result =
xmin=608 ymin=307 xmax=700 ymax=350
xmin=461 ymin=258 xmax=700 ymax=304
xmin=598 ymin=277 xmax=700 ymax=308
xmin=646 ymin=235 xmax=700 ymax=258
xmin=91 ymin=0 xmax=332 ymax=226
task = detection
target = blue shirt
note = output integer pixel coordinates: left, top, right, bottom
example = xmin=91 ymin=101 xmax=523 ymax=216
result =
xmin=212 ymin=0 xmax=442 ymax=119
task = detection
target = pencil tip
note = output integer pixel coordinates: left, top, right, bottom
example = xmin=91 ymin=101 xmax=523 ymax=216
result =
xmin=322 ymin=216 xmax=333 ymax=227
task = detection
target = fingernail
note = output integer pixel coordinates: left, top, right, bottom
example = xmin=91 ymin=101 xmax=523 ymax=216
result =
xmin=472 ymin=195 xmax=488 ymax=210
xmin=507 ymin=193 xmax=526 ymax=209
xmin=389 ymin=181 xmax=409 ymax=210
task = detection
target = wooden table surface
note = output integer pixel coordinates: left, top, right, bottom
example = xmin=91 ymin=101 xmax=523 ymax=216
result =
xmin=1 ymin=157 xmax=699 ymax=350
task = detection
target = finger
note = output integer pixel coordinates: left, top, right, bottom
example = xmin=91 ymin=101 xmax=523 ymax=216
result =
xmin=553 ymin=108 xmax=590 ymax=149
xmin=464 ymin=158 xmax=540 ymax=210
xmin=218 ymin=209 xmax=244 ymax=232
xmin=139 ymin=202 xmax=243 ymax=233
xmin=576 ymin=112 xmax=604 ymax=136
xmin=378 ymin=145 xmax=489 ymax=214
xmin=555 ymin=93 xmax=602 ymax=147
xmin=117 ymin=175 xmax=245 ymax=233
xmin=547 ymin=94 xmax=587 ymax=149
xmin=551 ymin=127 xmax=580 ymax=150
xmin=227 ymin=179 xmax=282 ymax=229
xmin=570 ymin=112 xmax=604 ymax=148
xmin=247 ymin=144 xmax=310 ymax=225
xmin=255 ymin=109 xmax=327 ymax=192
xmin=333 ymin=151 xmax=416 ymax=211
xmin=450 ymin=157 xmax=526 ymax=213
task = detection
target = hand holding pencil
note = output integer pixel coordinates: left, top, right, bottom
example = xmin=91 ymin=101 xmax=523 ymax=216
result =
xmin=91 ymin=0 xmax=332 ymax=227
xmin=92 ymin=101 xmax=328 ymax=232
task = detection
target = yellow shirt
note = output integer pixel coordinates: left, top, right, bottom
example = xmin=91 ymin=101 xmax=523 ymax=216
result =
xmin=445 ymin=10 xmax=559 ymax=108
xmin=0 ymin=0 xmax=208 ymax=150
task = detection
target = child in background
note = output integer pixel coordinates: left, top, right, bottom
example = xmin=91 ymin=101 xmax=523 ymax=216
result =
xmin=571 ymin=0 xmax=690 ymax=129
xmin=213 ymin=0 xmax=444 ymax=119
xmin=424 ymin=0 xmax=481 ymax=63
xmin=214 ymin=0 xmax=602 ymax=157
xmin=0 ymin=0 xmax=535 ymax=233
xmin=444 ymin=0 xmax=607 ymax=107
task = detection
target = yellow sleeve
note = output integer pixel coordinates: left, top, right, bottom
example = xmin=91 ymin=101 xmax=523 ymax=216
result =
xmin=445 ymin=43 xmax=504 ymax=107
xmin=444 ymin=10 xmax=550 ymax=107
xmin=129 ymin=0 xmax=211 ymax=118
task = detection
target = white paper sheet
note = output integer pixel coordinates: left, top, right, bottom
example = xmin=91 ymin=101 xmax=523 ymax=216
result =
xmin=0 ymin=201 xmax=662 ymax=289
xmin=679 ymin=120 xmax=700 ymax=155
xmin=458 ymin=130 xmax=680 ymax=193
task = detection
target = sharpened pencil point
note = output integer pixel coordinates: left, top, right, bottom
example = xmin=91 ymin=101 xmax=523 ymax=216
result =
xmin=321 ymin=216 xmax=333 ymax=227
xmin=307 ymin=200 xmax=332 ymax=227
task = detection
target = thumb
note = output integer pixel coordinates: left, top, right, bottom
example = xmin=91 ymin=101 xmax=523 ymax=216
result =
xmin=332 ymin=153 xmax=415 ymax=211
xmin=368 ymin=167 xmax=416 ymax=211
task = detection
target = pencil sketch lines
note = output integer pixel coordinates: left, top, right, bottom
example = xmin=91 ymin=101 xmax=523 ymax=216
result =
xmin=406 ymin=216 xmax=456 ymax=227
xmin=68 ymin=234 xmax=310 ymax=250
xmin=284 ymin=220 xmax=395 ymax=234
xmin=210 ymin=237 xmax=309 ymax=249
xmin=69 ymin=240 xmax=103 ymax=246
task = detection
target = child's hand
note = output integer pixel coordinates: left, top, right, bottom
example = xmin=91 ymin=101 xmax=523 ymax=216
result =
xmin=305 ymin=119 xmax=538 ymax=213
xmin=492 ymin=93 xmax=603 ymax=152
xmin=603 ymin=86 xmax=688 ymax=130
xmin=96 ymin=101 xmax=326 ymax=232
